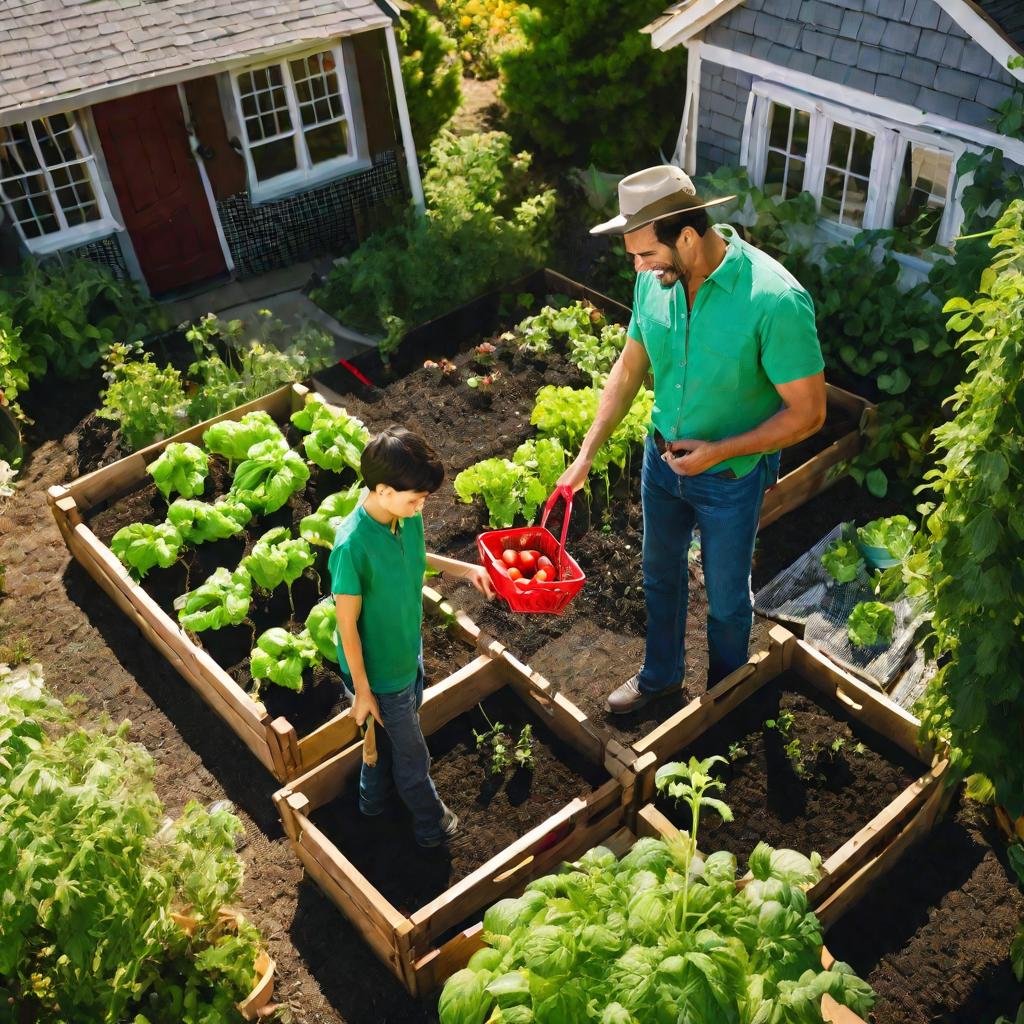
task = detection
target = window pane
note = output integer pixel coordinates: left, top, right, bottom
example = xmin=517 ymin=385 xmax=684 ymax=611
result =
xmin=821 ymin=168 xmax=844 ymax=220
xmin=792 ymin=110 xmax=810 ymax=157
xmin=304 ymin=120 xmax=349 ymax=164
xmin=893 ymin=143 xmax=951 ymax=246
xmin=910 ymin=145 xmax=951 ymax=201
xmin=764 ymin=150 xmax=786 ymax=195
xmin=251 ymin=137 xmax=298 ymax=181
xmin=843 ymin=175 xmax=869 ymax=227
xmin=768 ymin=103 xmax=791 ymax=151
xmin=828 ymin=124 xmax=851 ymax=168
xmin=787 ymin=157 xmax=805 ymax=198
xmin=0 ymin=124 xmax=40 ymax=175
xmin=850 ymin=128 xmax=874 ymax=177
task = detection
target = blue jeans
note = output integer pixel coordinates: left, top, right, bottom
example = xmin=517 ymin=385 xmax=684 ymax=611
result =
xmin=638 ymin=437 xmax=779 ymax=693
xmin=340 ymin=654 xmax=447 ymax=844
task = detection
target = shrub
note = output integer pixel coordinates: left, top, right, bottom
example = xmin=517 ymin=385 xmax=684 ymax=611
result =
xmin=313 ymin=130 xmax=555 ymax=357
xmin=499 ymin=0 xmax=686 ymax=168
xmin=0 ymin=309 xmax=30 ymax=415
xmin=397 ymin=5 xmax=463 ymax=154
xmin=435 ymin=0 xmax=527 ymax=79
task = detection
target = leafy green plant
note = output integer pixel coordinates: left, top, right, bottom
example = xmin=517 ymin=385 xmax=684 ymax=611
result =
xmin=98 ymin=342 xmax=190 ymax=452
xmin=513 ymin=300 xmax=625 ymax=383
xmin=290 ymin=394 xmax=335 ymax=432
xmin=166 ymin=497 xmax=252 ymax=545
xmin=856 ymin=514 xmax=915 ymax=561
xmin=202 ymin=410 xmax=284 ymax=465
xmin=312 ymin=131 xmax=555 ymax=357
xmin=111 ymin=522 xmax=184 ymax=580
xmin=512 ymin=436 xmax=566 ymax=496
xmin=174 ymin=566 xmax=252 ymax=633
xmin=439 ymin=803 xmax=870 ymax=1023
xmin=918 ymin=201 xmax=1024 ymax=816
xmin=0 ymin=257 xmax=166 ymax=381
xmin=473 ymin=705 xmax=535 ymax=775
xmin=0 ymin=308 xmax=30 ymax=417
xmin=230 ymin=437 xmax=310 ymax=514
xmin=242 ymin=526 xmax=315 ymax=610
xmin=306 ymin=600 xmax=339 ymax=663
xmin=0 ymin=661 xmax=263 ymax=1021
xmin=454 ymin=456 xmax=546 ymax=528
xmin=727 ymin=741 xmax=749 ymax=761
xmin=765 ymin=710 xmax=809 ymax=779
xmin=397 ymin=4 xmax=463 ymax=154
xmin=147 ymin=441 xmax=209 ymax=501
xmin=847 ymin=601 xmax=896 ymax=648
xmin=822 ymin=537 xmax=865 ymax=583
xmin=299 ymin=484 xmax=363 ymax=548
xmin=249 ymin=627 xmax=320 ymax=693
xmin=303 ymin=407 xmax=370 ymax=473
xmin=499 ymin=0 xmax=686 ymax=168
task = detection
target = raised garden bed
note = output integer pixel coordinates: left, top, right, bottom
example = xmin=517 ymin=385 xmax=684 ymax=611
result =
xmin=47 ymin=383 xmax=480 ymax=783
xmin=272 ymin=648 xmax=640 ymax=996
xmin=631 ymin=626 xmax=950 ymax=912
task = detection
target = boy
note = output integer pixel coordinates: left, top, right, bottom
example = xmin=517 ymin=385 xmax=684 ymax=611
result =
xmin=330 ymin=426 xmax=494 ymax=847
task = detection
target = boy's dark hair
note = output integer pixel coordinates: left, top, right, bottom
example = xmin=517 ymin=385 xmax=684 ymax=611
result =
xmin=361 ymin=426 xmax=445 ymax=493
xmin=654 ymin=208 xmax=710 ymax=246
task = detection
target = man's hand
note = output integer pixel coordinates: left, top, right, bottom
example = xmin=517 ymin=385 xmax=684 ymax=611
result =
xmin=557 ymin=454 xmax=592 ymax=493
xmin=664 ymin=438 xmax=722 ymax=477
xmin=353 ymin=687 xmax=380 ymax=728
xmin=469 ymin=565 xmax=496 ymax=599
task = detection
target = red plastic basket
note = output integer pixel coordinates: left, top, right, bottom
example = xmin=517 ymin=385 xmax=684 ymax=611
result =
xmin=477 ymin=486 xmax=586 ymax=615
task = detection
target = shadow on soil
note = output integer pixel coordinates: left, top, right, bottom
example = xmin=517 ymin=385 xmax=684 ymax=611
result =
xmin=64 ymin=559 xmax=285 ymax=835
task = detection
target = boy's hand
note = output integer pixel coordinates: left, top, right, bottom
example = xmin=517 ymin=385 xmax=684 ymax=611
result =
xmin=470 ymin=564 xmax=496 ymax=599
xmin=353 ymin=688 xmax=380 ymax=728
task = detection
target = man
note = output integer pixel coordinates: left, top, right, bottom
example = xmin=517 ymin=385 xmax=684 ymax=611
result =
xmin=557 ymin=165 xmax=826 ymax=713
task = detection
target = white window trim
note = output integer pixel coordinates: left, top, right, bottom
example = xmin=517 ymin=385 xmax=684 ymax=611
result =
xmin=0 ymin=112 xmax=121 ymax=254
xmin=229 ymin=42 xmax=366 ymax=205
xmin=745 ymin=80 xmax=974 ymax=250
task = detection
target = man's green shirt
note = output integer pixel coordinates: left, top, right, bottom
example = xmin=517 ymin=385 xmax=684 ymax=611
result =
xmin=627 ymin=223 xmax=824 ymax=478
xmin=329 ymin=504 xmax=426 ymax=694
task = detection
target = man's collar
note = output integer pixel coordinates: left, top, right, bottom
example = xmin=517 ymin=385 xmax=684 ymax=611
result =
xmin=704 ymin=224 xmax=742 ymax=294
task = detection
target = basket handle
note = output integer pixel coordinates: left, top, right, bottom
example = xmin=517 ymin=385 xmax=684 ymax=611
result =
xmin=539 ymin=485 xmax=574 ymax=579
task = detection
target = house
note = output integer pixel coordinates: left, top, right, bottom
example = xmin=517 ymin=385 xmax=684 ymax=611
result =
xmin=0 ymin=0 xmax=423 ymax=296
xmin=644 ymin=0 xmax=1024 ymax=252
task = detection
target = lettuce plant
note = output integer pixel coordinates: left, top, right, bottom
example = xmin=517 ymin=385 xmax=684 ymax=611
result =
xmin=856 ymin=514 xmax=915 ymax=560
xmin=438 ymin=834 xmax=872 ymax=1024
xmin=249 ymin=627 xmax=320 ymax=692
xmin=110 ymin=522 xmax=183 ymax=580
xmin=303 ymin=408 xmax=370 ymax=474
xmin=166 ymin=497 xmax=252 ymax=545
xmin=821 ymin=537 xmax=865 ymax=583
xmin=305 ymin=600 xmax=339 ymax=663
xmin=847 ymin=600 xmax=896 ymax=648
xmin=229 ymin=437 xmax=310 ymax=514
xmin=201 ymin=410 xmax=284 ymax=465
xmin=289 ymin=394 xmax=336 ymax=433
xmin=299 ymin=484 xmax=363 ymax=548
xmin=241 ymin=527 xmax=314 ymax=610
xmin=147 ymin=442 xmax=208 ymax=501
xmin=453 ymin=457 xmax=547 ymax=528
xmin=174 ymin=566 xmax=252 ymax=632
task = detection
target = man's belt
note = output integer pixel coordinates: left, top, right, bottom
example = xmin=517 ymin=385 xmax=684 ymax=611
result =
xmin=652 ymin=428 xmax=737 ymax=479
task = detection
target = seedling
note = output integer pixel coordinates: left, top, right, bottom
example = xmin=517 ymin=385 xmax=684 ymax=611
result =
xmin=473 ymin=703 xmax=534 ymax=775
xmin=727 ymin=741 xmax=749 ymax=762
xmin=423 ymin=358 xmax=458 ymax=382
xmin=473 ymin=341 xmax=497 ymax=367
xmin=765 ymin=711 xmax=809 ymax=780
xmin=466 ymin=370 xmax=501 ymax=393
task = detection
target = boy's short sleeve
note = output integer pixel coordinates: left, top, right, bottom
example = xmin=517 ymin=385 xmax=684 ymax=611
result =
xmin=760 ymin=287 xmax=825 ymax=385
xmin=329 ymin=540 xmax=362 ymax=597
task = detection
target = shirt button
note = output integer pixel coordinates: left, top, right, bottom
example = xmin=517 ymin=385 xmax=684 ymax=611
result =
xmin=675 ymin=383 xmax=681 ymax=389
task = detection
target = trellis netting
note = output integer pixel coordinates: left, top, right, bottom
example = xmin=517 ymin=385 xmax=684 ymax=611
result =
xmin=753 ymin=524 xmax=929 ymax=694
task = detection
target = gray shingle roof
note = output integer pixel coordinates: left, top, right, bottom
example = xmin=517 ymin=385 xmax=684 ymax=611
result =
xmin=976 ymin=0 xmax=1024 ymax=52
xmin=0 ymin=0 xmax=393 ymax=120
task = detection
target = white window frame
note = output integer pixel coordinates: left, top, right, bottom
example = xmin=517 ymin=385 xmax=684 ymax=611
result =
xmin=745 ymin=81 xmax=970 ymax=249
xmin=229 ymin=43 xmax=363 ymax=204
xmin=0 ymin=110 xmax=121 ymax=255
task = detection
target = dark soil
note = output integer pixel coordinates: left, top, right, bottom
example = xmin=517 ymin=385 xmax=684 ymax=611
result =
xmin=654 ymin=670 xmax=921 ymax=864
xmin=309 ymin=687 xmax=609 ymax=916
xmin=777 ymin=404 xmax=858 ymax=478
xmin=827 ymin=799 xmax=1024 ymax=1024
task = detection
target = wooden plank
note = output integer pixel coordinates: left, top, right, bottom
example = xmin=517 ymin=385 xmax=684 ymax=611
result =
xmin=291 ymin=739 xmax=364 ymax=813
xmin=417 ymin=656 xmax=505 ymax=735
xmin=636 ymin=802 xmax=685 ymax=842
xmin=806 ymin=761 xmax=946 ymax=907
xmin=792 ymin=641 xmax=924 ymax=760
xmin=272 ymin=718 xmax=301 ymax=778
xmin=296 ymin=712 xmax=362 ymax=774
xmin=413 ymin=924 xmax=486 ymax=997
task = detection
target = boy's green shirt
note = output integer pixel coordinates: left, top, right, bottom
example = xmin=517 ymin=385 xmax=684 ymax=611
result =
xmin=329 ymin=504 xmax=425 ymax=694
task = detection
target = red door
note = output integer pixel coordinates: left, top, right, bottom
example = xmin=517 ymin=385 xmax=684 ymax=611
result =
xmin=93 ymin=87 xmax=226 ymax=295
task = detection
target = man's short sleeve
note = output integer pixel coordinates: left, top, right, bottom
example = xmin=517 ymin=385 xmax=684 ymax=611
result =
xmin=760 ymin=287 xmax=825 ymax=385
xmin=329 ymin=540 xmax=363 ymax=597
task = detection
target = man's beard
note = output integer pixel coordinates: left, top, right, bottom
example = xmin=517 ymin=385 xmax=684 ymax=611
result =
xmin=652 ymin=252 xmax=688 ymax=289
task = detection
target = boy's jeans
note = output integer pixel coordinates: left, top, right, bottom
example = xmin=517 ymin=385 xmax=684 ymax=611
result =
xmin=638 ymin=436 xmax=780 ymax=693
xmin=340 ymin=654 xmax=447 ymax=844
